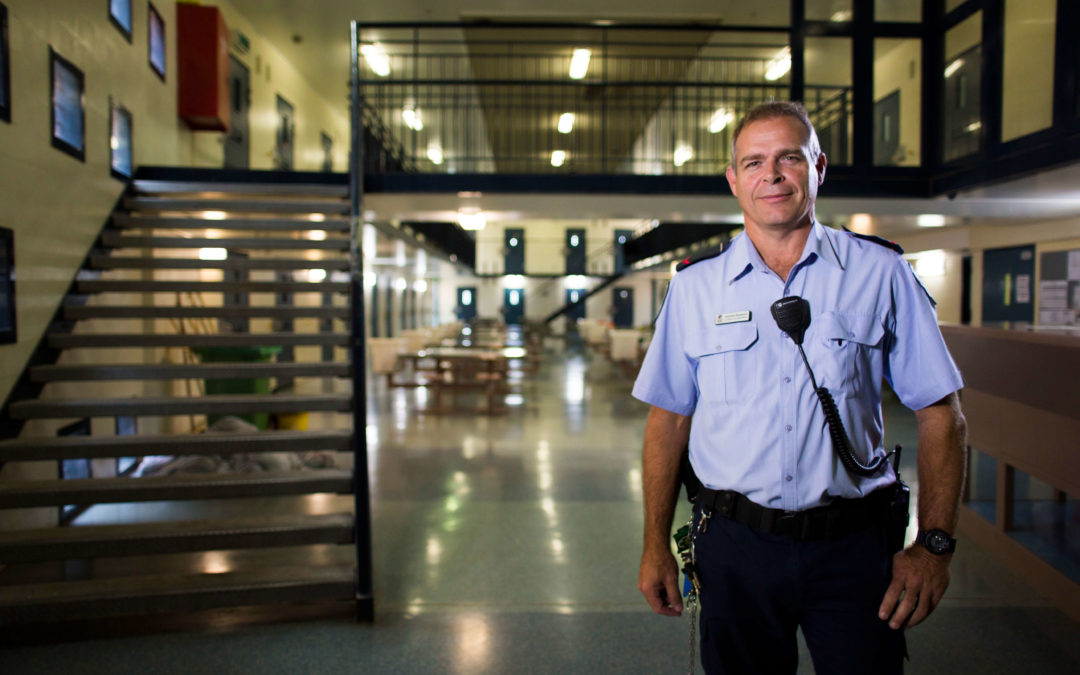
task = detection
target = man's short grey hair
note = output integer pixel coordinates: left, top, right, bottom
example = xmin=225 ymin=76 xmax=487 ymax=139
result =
xmin=729 ymin=101 xmax=822 ymax=170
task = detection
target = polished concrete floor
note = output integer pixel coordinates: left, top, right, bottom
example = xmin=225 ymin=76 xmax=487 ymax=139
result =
xmin=2 ymin=337 xmax=1079 ymax=673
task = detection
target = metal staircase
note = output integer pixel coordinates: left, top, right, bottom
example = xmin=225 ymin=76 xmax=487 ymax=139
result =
xmin=0 ymin=170 xmax=371 ymax=624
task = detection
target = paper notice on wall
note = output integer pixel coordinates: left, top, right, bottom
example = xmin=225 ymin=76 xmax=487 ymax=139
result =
xmin=1015 ymin=274 xmax=1031 ymax=303
xmin=1039 ymin=280 xmax=1068 ymax=309
xmin=1069 ymin=251 xmax=1080 ymax=280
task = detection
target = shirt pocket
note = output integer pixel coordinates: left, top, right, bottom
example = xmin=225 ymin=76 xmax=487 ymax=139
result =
xmin=811 ymin=312 xmax=886 ymax=394
xmin=687 ymin=322 xmax=759 ymax=405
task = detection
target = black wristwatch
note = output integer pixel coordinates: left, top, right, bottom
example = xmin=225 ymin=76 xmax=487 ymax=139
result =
xmin=916 ymin=528 xmax=957 ymax=555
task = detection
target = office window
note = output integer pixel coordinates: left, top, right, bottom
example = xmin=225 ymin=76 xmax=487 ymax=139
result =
xmin=1001 ymin=0 xmax=1056 ymax=142
xmin=805 ymin=37 xmax=852 ymax=166
xmin=109 ymin=0 xmax=132 ymax=42
xmin=110 ymin=102 xmax=133 ymax=180
xmin=148 ymin=3 xmax=165 ymax=81
xmin=50 ymin=48 xmax=86 ymax=162
xmin=873 ymin=38 xmax=921 ymax=166
xmin=943 ymin=12 xmax=982 ymax=163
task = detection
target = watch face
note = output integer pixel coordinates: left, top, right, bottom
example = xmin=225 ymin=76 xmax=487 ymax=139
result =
xmin=927 ymin=530 xmax=951 ymax=554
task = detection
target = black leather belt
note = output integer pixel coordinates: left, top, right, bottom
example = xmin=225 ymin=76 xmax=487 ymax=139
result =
xmin=695 ymin=487 xmax=893 ymax=541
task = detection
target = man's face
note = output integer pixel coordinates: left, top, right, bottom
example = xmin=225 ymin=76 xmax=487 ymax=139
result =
xmin=725 ymin=115 xmax=827 ymax=234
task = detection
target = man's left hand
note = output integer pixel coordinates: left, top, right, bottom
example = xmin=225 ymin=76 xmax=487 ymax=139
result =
xmin=878 ymin=546 xmax=951 ymax=630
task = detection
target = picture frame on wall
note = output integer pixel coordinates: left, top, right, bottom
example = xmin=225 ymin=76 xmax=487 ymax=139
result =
xmin=50 ymin=47 xmax=86 ymax=162
xmin=1 ymin=2 xmax=11 ymax=123
xmin=0 ymin=226 xmax=15 ymax=345
xmin=110 ymin=100 xmax=133 ymax=180
xmin=148 ymin=3 xmax=165 ymax=81
xmin=109 ymin=0 xmax=132 ymax=42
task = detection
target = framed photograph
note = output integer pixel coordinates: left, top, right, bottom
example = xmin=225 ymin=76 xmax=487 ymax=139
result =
xmin=50 ymin=48 xmax=85 ymax=162
xmin=109 ymin=0 xmax=132 ymax=42
xmin=148 ymin=2 xmax=165 ymax=81
xmin=110 ymin=100 xmax=133 ymax=180
xmin=1 ymin=2 xmax=11 ymax=123
xmin=0 ymin=226 xmax=14 ymax=345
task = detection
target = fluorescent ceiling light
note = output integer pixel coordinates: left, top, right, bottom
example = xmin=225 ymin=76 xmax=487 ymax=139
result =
xmin=201 ymin=210 xmax=227 ymax=220
xmin=558 ymin=112 xmax=575 ymax=134
xmin=673 ymin=144 xmax=694 ymax=167
xmin=830 ymin=10 xmax=853 ymax=22
xmin=965 ymin=121 xmax=983 ymax=133
xmin=569 ymin=49 xmax=591 ymax=79
xmin=427 ymin=143 xmax=444 ymax=165
xmin=199 ymin=247 xmax=227 ymax=260
xmin=708 ymin=108 xmax=734 ymax=134
xmin=504 ymin=274 xmax=526 ymax=290
xmin=912 ymin=250 xmax=947 ymax=277
xmin=916 ymin=214 xmax=946 ymax=228
xmin=307 ymin=268 xmax=327 ymax=282
xmin=551 ymin=150 xmax=567 ymax=167
xmin=564 ymin=275 xmax=587 ymax=290
xmin=361 ymin=43 xmax=390 ymax=77
xmin=944 ymin=58 xmax=964 ymax=79
xmin=764 ymin=47 xmax=791 ymax=81
xmin=307 ymin=213 xmax=326 ymax=222
xmin=307 ymin=229 xmax=327 ymax=241
xmin=403 ymin=107 xmax=423 ymax=131
xmin=458 ymin=209 xmax=486 ymax=231
xmin=394 ymin=278 xmax=408 ymax=291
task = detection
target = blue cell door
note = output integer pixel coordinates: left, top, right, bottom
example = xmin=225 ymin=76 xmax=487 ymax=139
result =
xmin=505 ymin=228 xmax=524 ymax=274
xmin=565 ymin=288 xmax=586 ymax=321
xmin=614 ymin=229 xmax=632 ymax=275
xmin=504 ymin=288 xmax=525 ymax=325
xmin=613 ymin=287 xmax=633 ymax=328
xmin=982 ymin=245 xmax=1034 ymax=325
xmin=456 ymin=286 xmax=477 ymax=321
xmin=566 ymin=228 xmax=586 ymax=275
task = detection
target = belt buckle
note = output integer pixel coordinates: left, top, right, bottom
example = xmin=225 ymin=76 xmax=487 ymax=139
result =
xmin=773 ymin=511 xmax=798 ymax=536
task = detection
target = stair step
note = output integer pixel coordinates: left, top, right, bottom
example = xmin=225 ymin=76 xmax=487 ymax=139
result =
xmin=112 ymin=213 xmax=350 ymax=232
xmin=101 ymin=231 xmax=350 ymax=251
xmin=47 ymin=332 xmax=350 ymax=349
xmin=0 ymin=564 xmax=356 ymax=624
xmin=0 ymin=512 xmax=354 ymax=563
xmin=0 ymin=429 xmax=353 ymax=461
xmin=124 ymin=196 xmax=349 ymax=215
xmin=0 ymin=469 xmax=353 ymax=508
xmin=64 ymin=305 xmax=350 ymax=320
xmin=89 ymin=254 xmax=350 ymax=270
xmin=8 ymin=394 xmax=352 ymax=419
xmin=132 ymin=178 xmax=348 ymax=198
xmin=29 ymin=362 xmax=351 ymax=382
xmin=76 ymin=280 xmax=350 ymax=294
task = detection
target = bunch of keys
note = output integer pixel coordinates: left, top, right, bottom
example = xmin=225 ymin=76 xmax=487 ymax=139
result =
xmin=673 ymin=523 xmax=701 ymax=598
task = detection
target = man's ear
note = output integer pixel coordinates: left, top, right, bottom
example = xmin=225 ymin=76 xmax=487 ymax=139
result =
xmin=726 ymin=165 xmax=738 ymax=196
xmin=816 ymin=152 xmax=827 ymax=186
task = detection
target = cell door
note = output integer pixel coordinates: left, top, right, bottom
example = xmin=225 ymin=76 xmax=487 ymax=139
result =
xmin=504 ymin=228 xmax=524 ymax=275
xmin=275 ymin=94 xmax=295 ymax=170
xmin=873 ymin=90 xmax=900 ymax=166
xmin=566 ymin=228 xmax=586 ymax=275
xmin=503 ymin=288 xmax=525 ymax=326
xmin=320 ymin=131 xmax=333 ymax=172
xmin=565 ymin=288 xmax=585 ymax=321
xmin=613 ymin=287 xmax=633 ymax=328
xmin=613 ymin=229 xmax=632 ymax=275
xmin=225 ymin=57 xmax=250 ymax=169
xmin=982 ymin=245 xmax=1034 ymax=325
xmin=457 ymin=286 xmax=477 ymax=321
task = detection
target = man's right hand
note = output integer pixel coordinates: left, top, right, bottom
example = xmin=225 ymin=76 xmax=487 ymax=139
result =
xmin=638 ymin=547 xmax=683 ymax=616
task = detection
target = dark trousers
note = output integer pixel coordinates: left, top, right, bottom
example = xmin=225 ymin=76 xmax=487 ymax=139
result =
xmin=694 ymin=513 xmax=906 ymax=675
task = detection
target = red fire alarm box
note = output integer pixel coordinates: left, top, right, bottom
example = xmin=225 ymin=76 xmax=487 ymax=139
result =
xmin=177 ymin=4 xmax=230 ymax=131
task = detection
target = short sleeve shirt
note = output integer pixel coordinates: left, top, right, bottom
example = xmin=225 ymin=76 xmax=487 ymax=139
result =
xmin=632 ymin=222 xmax=964 ymax=511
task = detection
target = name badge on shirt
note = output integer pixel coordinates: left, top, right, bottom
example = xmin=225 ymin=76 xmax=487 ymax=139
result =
xmin=715 ymin=310 xmax=751 ymax=325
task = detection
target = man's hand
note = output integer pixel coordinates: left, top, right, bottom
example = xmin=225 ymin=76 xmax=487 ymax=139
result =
xmin=878 ymin=546 xmax=951 ymax=630
xmin=639 ymin=547 xmax=683 ymax=616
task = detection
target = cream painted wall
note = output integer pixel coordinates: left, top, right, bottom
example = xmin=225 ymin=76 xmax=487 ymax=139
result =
xmin=0 ymin=0 xmax=350 ymax=407
xmin=1001 ymin=0 xmax=1056 ymax=143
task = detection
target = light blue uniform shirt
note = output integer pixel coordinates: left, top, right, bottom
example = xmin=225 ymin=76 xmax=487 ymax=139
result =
xmin=632 ymin=222 xmax=964 ymax=511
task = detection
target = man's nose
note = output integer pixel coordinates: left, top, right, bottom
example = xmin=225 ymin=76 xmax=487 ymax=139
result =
xmin=764 ymin=170 xmax=783 ymax=184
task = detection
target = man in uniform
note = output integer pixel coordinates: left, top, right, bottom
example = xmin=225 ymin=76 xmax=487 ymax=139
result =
xmin=633 ymin=101 xmax=967 ymax=674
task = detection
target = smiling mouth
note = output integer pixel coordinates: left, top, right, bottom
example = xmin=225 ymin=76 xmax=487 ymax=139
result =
xmin=759 ymin=193 xmax=793 ymax=203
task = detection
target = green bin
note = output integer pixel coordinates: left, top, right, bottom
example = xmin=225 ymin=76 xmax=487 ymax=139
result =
xmin=192 ymin=346 xmax=282 ymax=430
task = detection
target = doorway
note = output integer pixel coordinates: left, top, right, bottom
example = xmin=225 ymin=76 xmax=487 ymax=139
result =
xmin=503 ymin=288 xmax=525 ymax=326
xmin=613 ymin=287 xmax=633 ymax=328
xmin=225 ymin=57 xmax=250 ymax=169
xmin=456 ymin=286 xmax=477 ymax=321
xmin=275 ymin=94 xmax=295 ymax=170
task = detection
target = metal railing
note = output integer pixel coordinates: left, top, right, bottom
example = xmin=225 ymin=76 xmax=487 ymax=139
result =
xmin=354 ymin=24 xmax=857 ymax=175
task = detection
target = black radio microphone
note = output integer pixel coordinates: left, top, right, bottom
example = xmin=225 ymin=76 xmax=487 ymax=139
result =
xmin=770 ymin=296 xmax=890 ymax=477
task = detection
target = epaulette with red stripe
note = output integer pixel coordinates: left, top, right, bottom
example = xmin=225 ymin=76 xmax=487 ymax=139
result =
xmin=842 ymin=227 xmax=904 ymax=254
xmin=675 ymin=248 xmax=724 ymax=272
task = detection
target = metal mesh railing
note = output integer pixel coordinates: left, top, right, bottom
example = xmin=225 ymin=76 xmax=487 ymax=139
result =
xmin=355 ymin=25 xmax=851 ymax=175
